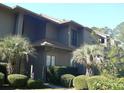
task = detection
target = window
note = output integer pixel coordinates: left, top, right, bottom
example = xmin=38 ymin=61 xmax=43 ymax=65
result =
xmin=100 ymin=38 xmax=105 ymax=43
xmin=71 ymin=29 xmax=78 ymax=46
xmin=46 ymin=55 xmax=55 ymax=66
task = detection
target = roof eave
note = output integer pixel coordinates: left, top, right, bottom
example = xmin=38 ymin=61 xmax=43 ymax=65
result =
xmin=0 ymin=3 xmax=12 ymax=10
xmin=13 ymin=6 xmax=60 ymax=25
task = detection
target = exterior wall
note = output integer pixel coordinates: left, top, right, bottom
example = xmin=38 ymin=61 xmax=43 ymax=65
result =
xmin=46 ymin=22 xmax=58 ymax=41
xmin=28 ymin=47 xmax=46 ymax=81
xmin=45 ymin=47 xmax=72 ymax=66
xmin=23 ymin=15 xmax=46 ymax=42
xmin=15 ymin=13 xmax=24 ymax=35
xmin=58 ymin=26 xmax=69 ymax=46
xmin=83 ymin=28 xmax=97 ymax=45
xmin=69 ymin=24 xmax=82 ymax=47
xmin=0 ymin=9 xmax=15 ymax=38
xmin=78 ymin=29 xmax=84 ymax=46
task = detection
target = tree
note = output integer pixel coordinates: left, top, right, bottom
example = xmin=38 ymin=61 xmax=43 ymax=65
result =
xmin=0 ymin=35 xmax=35 ymax=74
xmin=100 ymin=44 xmax=124 ymax=77
xmin=91 ymin=26 xmax=113 ymax=37
xmin=72 ymin=44 xmax=104 ymax=76
xmin=113 ymin=22 xmax=124 ymax=42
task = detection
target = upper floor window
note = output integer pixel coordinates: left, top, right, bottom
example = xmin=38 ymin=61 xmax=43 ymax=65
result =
xmin=71 ymin=29 xmax=78 ymax=46
xmin=100 ymin=38 xmax=105 ymax=43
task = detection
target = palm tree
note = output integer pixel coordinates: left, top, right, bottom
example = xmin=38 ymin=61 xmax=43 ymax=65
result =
xmin=0 ymin=35 xmax=35 ymax=74
xmin=72 ymin=44 xmax=104 ymax=76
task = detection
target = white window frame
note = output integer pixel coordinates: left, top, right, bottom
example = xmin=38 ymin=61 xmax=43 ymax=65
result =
xmin=46 ymin=55 xmax=55 ymax=67
xmin=46 ymin=55 xmax=51 ymax=66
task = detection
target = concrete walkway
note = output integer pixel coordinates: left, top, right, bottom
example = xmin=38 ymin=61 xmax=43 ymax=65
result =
xmin=44 ymin=83 xmax=73 ymax=89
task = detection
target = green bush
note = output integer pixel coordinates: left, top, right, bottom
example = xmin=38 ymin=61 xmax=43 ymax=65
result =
xmin=87 ymin=76 xmax=124 ymax=90
xmin=92 ymin=65 xmax=100 ymax=75
xmin=61 ymin=74 xmax=75 ymax=88
xmin=115 ymin=62 xmax=124 ymax=77
xmin=27 ymin=79 xmax=43 ymax=89
xmin=0 ymin=72 xmax=5 ymax=86
xmin=87 ymin=76 xmax=107 ymax=90
xmin=0 ymin=63 xmax=7 ymax=82
xmin=47 ymin=66 xmax=78 ymax=85
xmin=73 ymin=75 xmax=88 ymax=90
xmin=8 ymin=74 xmax=28 ymax=88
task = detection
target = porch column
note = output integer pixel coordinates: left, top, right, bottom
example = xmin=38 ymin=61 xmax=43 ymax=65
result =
xmin=15 ymin=13 xmax=24 ymax=35
xmin=104 ymin=37 xmax=107 ymax=46
xmin=68 ymin=25 xmax=71 ymax=47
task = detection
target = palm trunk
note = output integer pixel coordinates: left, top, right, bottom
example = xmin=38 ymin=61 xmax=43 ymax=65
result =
xmin=7 ymin=62 xmax=14 ymax=74
xmin=18 ymin=59 xmax=21 ymax=74
xmin=86 ymin=67 xmax=93 ymax=76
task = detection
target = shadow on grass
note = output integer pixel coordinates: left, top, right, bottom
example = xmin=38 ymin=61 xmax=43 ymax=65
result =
xmin=0 ymin=84 xmax=50 ymax=90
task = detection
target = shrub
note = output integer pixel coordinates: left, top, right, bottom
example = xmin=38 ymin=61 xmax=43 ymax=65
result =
xmin=61 ymin=74 xmax=75 ymax=88
xmin=46 ymin=66 xmax=59 ymax=85
xmin=111 ymin=78 xmax=124 ymax=90
xmin=27 ymin=79 xmax=43 ymax=89
xmin=87 ymin=76 xmax=107 ymax=90
xmin=115 ymin=62 xmax=124 ymax=77
xmin=0 ymin=63 xmax=7 ymax=82
xmin=73 ymin=75 xmax=88 ymax=90
xmin=8 ymin=74 xmax=28 ymax=88
xmin=87 ymin=76 xmax=124 ymax=90
xmin=47 ymin=66 xmax=78 ymax=85
xmin=0 ymin=72 xmax=5 ymax=86
xmin=92 ymin=65 xmax=100 ymax=75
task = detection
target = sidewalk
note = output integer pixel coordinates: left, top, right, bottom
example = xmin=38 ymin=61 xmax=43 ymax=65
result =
xmin=44 ymin=83 xmax=74 ymax=90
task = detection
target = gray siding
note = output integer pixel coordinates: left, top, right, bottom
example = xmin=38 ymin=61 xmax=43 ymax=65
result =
xmin=45 ymin=48 xmax=71 ymax=66
xmin=58 ymin=26 xmax=69 ymax=46
xmin=78 ymin=29 xmax=84 ymax=46
xmin=29 ymin=47 xmax=46 ymax=81
xmin=23 ymin=15 xmax=46 ymax=42
xmin=46 ymin=22 xmax=58 ymax=41
xmin=83 ymin=28 xmax=96 ymax=44
xmin=0 ymin=9 xmax=15 ymax=38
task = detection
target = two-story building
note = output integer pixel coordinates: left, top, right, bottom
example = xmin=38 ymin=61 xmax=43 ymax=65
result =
xmin=0 ymin=4 xmax=98 ymax=80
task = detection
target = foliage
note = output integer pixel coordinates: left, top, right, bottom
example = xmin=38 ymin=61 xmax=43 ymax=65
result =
xmin=0 ymin=72 xmax=5 ymax=86
xmin=115 ymin=62 xmax=124 ymax=77
xmin=0 ymin=63 xmax=7 ymax=82
xmin=0 ymin=36 xmax=35 ymax=74
xmin=87 ymin=76 xmax=124 ymax=90
xmin=91 ymin=26 xmax=113 ymax=37
xmin=73 ymin=75 xmax=88 ymax=90
xmin=47 ymin=66 xmax=77 ymax=85
xmin=60 ymin=74 xmax=75 ymax=88
xmin=7 ymin=74 xmax=28 ymax=88
xmin=99 ymin=62 xmax=118 ymax=77
xmin=92 ymin=64 xmax=100 ymax=75
xmin=99 ymin=45 xmax=124 ymax=77
xmin=72 ymin=44 xmax=104 ymax=76
xmin=114 ymin=22 xmax=124 ymax=42
xmin=107 ymin=45 xmax=124 ymax=63
xmin=27 ymin=79 xmax=43 ymax=89
xmin=87 ymin=76 xmax=108 ymax=90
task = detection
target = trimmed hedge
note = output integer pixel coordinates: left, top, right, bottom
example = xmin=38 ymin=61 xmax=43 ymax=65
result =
xmin=27 ymin=79 xmax=43 ymax=89
xmin=47 ymin=66 xmax=78 ymax=85
xmin=0 ymin=72 xmax=5 ymax=86
xmin=8 ymin=74 xmax=28 ymax=88
xmin=61 ymin=74 xmax=75 ymax=88
xmin=73 ymin=75 xmax=88 ymax=90
xmin=87 ymin=76 xmax=107 ymax=90
xmin=0 ymin=63 xmax=7 ymax=82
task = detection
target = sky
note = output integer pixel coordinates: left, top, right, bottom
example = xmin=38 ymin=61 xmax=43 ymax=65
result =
xmin=3 ymin=3 xmax=124 ymax=29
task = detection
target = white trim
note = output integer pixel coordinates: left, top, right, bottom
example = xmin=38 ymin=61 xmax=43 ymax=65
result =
xmin=46 ymin=55 xmax=56 ymax=66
